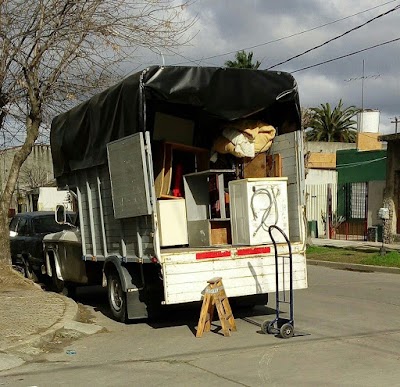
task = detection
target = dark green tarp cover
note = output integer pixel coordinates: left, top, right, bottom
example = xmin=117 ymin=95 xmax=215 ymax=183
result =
xmin=51 ymin=66 xmax=300 ymax=178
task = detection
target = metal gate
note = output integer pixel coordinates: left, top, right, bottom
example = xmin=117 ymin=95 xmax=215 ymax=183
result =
xmin=335 ymin=182 xmax=368 ymax=240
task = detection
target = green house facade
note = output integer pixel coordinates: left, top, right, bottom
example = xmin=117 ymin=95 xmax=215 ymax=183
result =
xmin=336 ymin=149 xmax=386 ymax=240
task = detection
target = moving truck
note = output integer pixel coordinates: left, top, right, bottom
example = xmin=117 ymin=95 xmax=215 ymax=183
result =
xmin=43 ymin=66 xmax=308 ymax=322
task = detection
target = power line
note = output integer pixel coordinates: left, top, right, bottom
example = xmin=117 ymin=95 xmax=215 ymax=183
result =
xmin=291 ymin=36 xmax=400 ymax=73
xmin=336 ymin=156 xmax=387 ymax=169
xmin=267 ymin=3 xmax=400 ymax=70
xmin=171 ymin=0 xmax=400 ymax=66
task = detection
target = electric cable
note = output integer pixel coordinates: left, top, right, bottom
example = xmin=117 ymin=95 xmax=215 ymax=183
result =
xmin=336 ymin=156 xmax=387 ymax=169
xmin=171 ymin=0 xmax=400 ymax=66
xmin=292 ymin=36 xmax=400 ymax=73
xmin=267 ymin=3 xmax=400 ymax=70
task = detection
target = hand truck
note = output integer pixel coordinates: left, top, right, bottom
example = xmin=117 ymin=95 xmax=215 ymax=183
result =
xmin=261 ymin=225 xmax=295 ymax=339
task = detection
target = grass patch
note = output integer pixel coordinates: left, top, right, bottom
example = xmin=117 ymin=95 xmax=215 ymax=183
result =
xmin=361 ymin=251 xmax=400 ymax=268
xmin=306 ymin=245 xmax=400 ymax=268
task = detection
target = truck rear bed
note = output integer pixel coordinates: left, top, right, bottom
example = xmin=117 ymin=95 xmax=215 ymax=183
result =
xmin=160 ymin=241 xmax=307 ymax=304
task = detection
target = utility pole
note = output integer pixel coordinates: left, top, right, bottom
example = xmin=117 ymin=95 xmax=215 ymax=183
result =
xmin=391 ymin=117 xmax=399 ymax=134
xmin=344 ymin=60 xmax=380 ymax=132
xmin=344 ymin=59 xmax=381 ymax=111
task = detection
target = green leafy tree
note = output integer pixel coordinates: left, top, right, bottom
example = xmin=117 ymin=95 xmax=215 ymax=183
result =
xmin=224 ymin=50 xmax=261 ymax=69
xmin=306 ymin=100 xmax=359 ymax=143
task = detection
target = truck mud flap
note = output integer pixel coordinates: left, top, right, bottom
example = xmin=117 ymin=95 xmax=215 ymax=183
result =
xmin=104 ymin=257 xmax=148 ymax=320
xmin=126 ymin=289 xmax=148 ymax=320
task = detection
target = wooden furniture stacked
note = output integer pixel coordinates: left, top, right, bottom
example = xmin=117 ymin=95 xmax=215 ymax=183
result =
xmin=153 ymin=141 xmax=209 ymax=198
xmin=184 ymin=169 xmax=236 ymax=247
xmin=239 ymin=152 xmax=282 ymax=178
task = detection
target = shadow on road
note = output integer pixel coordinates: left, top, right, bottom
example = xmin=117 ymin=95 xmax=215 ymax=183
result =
xmin=70 ymin=285 xmax=279 ymax=335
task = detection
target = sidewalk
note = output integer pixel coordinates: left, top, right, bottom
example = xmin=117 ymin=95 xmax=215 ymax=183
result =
xmin=0 ymin=287 xmax=78 ymax=353
xmin=310 ymin=237 xmax=400 ymax=251
xmin=308 ymin=237 xmax=400 ymax=274
xmin=0 ymin=266 xmax=79 ymax=371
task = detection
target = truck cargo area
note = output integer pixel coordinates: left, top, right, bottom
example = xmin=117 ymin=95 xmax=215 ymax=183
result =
xmin=46 ymin=66 xmax=308 ymax=322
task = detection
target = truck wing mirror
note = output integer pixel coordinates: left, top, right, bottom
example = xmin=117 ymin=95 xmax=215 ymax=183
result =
xmin=56 ymin=204 xmax=66 ymax=224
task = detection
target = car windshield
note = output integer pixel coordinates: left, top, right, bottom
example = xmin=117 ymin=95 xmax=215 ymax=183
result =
xmin=32 ymin=215 xmax=71 ymax=234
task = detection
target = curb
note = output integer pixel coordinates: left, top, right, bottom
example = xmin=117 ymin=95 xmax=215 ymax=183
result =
xmin=1 ymin=293 xmax=78 ymax=353
xmin=307 ymin=259 xmax=400 ymax=274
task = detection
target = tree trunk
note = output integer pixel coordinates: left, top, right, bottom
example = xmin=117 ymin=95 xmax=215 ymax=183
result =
xmin=0 ymin=205 xmax=11 ymax=266
xmin=0 ymin=117 xmax=40 ymax=266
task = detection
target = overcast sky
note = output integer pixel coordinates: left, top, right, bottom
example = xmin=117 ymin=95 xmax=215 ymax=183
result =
xmin=136 ymin=0 xmax=400 ymax=134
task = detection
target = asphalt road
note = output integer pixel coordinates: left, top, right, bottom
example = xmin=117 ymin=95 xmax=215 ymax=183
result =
xmin=1 ymin=265 xmax=400 ymax=386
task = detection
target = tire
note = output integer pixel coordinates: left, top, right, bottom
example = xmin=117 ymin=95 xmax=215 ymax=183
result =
xmin=261 ymin=320 xmax=275 ymax=334
xmin=21 ymin=256 xmax=38 ymax=282
xmin=261 ymin=320 xmax=270 ymax=334
xmin=107 ymin=271 xmax=127 ymax=323
xmin=50 ymin=258 xmax=65 ymax=293
xmin=65 ymin=284 xmax=77 ymax=299
xmin=280 ymin=323 xmax=294 ymax=339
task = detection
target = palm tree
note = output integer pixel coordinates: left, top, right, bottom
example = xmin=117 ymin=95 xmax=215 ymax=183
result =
xmin=224 ymin=50 xmax=261 ymax=69
xmin=306 ymin=100 xmax=359 ymax=143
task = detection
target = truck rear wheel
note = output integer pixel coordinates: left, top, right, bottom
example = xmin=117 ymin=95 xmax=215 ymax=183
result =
xmin=107 ymin=271 xmax=127 ymax=322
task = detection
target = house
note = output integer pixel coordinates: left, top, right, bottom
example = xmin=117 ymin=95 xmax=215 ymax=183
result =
xmin=305 ymin=110 xmax=387 ymax=240
xmin=335 ymin=148 xmax=386 ymax=240
xmin=0 ymin=144 xmax=56 ymax=216
xmin=305 ymin=141 xmax=356 ymax=237
xmin=378 ymin=132 xmax=400 ymax=242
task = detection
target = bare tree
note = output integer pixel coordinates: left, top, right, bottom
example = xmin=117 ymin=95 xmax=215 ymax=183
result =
xmin=19 ymin=165 xmax=50 ymax=190
xmin=0 ymin=0 xmax=195 ymax=265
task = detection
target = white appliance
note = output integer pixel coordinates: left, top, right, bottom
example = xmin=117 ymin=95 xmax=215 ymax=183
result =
xmin=156 ymin=199 xmax=189 ymax=247
xmin=229 ymin=178 xmax=289 ymax=245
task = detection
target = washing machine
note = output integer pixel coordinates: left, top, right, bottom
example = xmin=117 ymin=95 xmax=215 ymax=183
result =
xmin=229 ymin=177 xmax=289 ymax=245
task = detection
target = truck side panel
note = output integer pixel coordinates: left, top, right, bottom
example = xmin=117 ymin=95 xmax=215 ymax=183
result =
xmin=270 ymin=131 xmax=305 ymax=243
xmin=66 ymin=166 xmax=154 ymax=261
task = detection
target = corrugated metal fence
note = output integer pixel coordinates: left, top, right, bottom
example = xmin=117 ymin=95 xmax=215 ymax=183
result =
xmin=306 ymin=183 xmax=337 ymax=238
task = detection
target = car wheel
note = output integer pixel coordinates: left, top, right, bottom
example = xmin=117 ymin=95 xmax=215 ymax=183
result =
xmin=50 ymin=258 xmax=65 ymax=293
xmin=22 ymin=257 xmax=38 ymax=282
xmin=107 ymin=271 xmax=127 ymax=323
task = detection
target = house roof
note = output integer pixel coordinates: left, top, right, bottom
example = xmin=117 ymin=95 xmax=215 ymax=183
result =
xmin=379 ymin=133 xmax=400 ymax=142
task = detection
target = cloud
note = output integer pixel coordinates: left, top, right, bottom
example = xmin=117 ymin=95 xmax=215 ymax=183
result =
xmin=132 ymin=0 xmax=400 ymax=134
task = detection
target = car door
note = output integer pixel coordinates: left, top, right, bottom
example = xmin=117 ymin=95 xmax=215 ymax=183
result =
xmin=10 ymin=216 xmax=28 ymax=266
xmin=9 ymin=216 xmax=21 ymax=264
xmin=27 ymin=216 xmax=47 ymax=269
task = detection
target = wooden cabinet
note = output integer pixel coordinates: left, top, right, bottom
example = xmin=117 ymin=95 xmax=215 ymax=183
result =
xmin=152 ymin=141 xmax=209 ymax=198
xmin=183 ymin=169 xmax=235 ymax=247
xmin=238 ymin=153 xmax=282 ymax=178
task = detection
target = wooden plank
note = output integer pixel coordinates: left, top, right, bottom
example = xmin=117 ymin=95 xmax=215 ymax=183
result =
xmin=210 ymin=220 xmax=232 ymax=245
xmin=242 ymin=153 xmax=268 ymax=178
xmin=308 ymin=152 xmax=336 ymax=169
xmin=356 ymin=132 xmax=382 ymax=151
xmin=266 ymin=153 xmax=282 ymax=177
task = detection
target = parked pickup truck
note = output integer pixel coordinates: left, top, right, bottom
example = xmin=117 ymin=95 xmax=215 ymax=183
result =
xmin=9 ymin=211 xmax=75 ymax=281
xmin=43 ymin=66 xmax=308 ymax=322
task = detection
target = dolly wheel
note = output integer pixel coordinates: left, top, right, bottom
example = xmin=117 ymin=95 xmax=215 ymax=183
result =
xmin=261 ymin=320 xmax=274 ymax=334
xmin=280 ymin=323 xmax=294 ymax=339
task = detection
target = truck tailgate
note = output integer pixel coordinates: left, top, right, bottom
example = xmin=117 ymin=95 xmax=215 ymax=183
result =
xmin=160 ymin=242 xmax=308 ymax=304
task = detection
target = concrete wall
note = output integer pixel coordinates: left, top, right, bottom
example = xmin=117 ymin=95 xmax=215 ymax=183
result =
xmin=306 ymin=169 xmax=337 ymax=185
xmin=306 ymin=142 xmax=356 ymax=153
xmin=368 ymin=180 xmax=385 ymax=226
